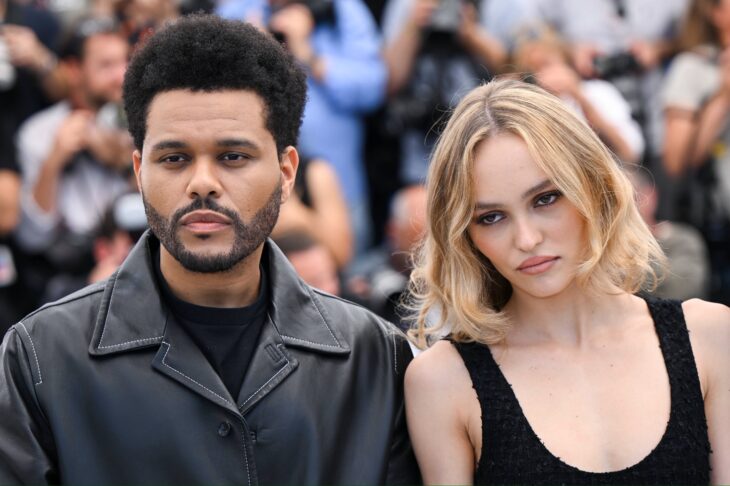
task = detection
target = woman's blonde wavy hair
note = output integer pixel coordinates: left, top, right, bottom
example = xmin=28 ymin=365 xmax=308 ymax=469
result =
xmin=408 ymin=78 xmax=666 ymax=348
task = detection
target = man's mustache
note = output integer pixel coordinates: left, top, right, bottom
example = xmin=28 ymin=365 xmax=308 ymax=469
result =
xmin=171 ymin=198 xmax=240 ymax=227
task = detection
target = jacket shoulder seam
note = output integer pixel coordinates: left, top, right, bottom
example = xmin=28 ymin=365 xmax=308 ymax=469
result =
xmin=22 ymin=284 xmax=105 ymax=323
xmin=16 ymin=322 xmax=42 ymax=385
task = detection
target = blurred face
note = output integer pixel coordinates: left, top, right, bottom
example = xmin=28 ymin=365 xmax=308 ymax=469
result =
xmin=81 ymin=33 xmax=129 ymax=105
xmin=288 ymin=245 xmax=340 ymax=295
xmin=515 ymin=41 xmax=565 ymax=73
xmin=711 ymin=0 xmax=730 ymax=31
xmin=133 ymin=89 xmax=296 ymax=273
xmin=467 ymin=133 xmax=587 ymax=300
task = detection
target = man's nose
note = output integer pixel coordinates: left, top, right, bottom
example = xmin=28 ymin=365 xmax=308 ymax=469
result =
xmin=186 ymin=157 xmax=222 ymax=200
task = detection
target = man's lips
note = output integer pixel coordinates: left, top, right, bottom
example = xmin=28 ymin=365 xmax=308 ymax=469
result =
xmin=517 ymin=256 xmax=559 ymax=273
xmin=179 ymin=211 xmax=232 ymax=231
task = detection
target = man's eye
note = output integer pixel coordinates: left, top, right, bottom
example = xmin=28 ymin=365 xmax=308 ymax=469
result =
xmin=160 ymin=154 xmax=186 ymax=164
xmin=221 ymin=153 xmax=249 ymax=162
xmin=477 ymin=212 xmax=504 ymax=226
xmin=535 ymin=191 xmax=561 ymax=207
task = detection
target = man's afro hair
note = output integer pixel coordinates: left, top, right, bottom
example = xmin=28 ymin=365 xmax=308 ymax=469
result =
xmin=122 ymin=14 xmax=308 ymax=153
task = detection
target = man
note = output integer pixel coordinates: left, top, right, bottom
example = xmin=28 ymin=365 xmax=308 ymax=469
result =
xmin=0 ymin=15 xmax=418 ymax=485
xmin=13 ymin=16 xmax=133 ymax=305
xmin=217 ymin=0 xmax=386 ymax=251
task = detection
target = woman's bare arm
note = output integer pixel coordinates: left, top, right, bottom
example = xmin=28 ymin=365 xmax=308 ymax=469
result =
xmin=683 ymin=299 xmax=730 ymax=485
xmin=405 ymin=340 xmax=478 ymax=484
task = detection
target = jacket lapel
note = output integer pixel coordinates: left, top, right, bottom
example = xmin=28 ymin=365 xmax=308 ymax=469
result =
xmin=236 ymin=314 xmax=297 ymax=415
xmin=151 ymin=314 xmax=240 ymax=415
xmin=233 ymin=242 xmax=351 ymax=414
xmin=265 ymin=242 xmax=351 ymax=355
xmin=88 ymin=234 xmax=354 ymax=417
xmin=89 ymin=232 xmax=166 ymax=356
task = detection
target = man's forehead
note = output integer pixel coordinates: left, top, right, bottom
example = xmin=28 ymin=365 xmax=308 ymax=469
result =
xmin=143 ymin=90 xmax=274 ymax=147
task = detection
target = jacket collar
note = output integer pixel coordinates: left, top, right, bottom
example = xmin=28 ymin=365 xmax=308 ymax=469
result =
xmin=89 ymin=231 xmax=350 ymax=357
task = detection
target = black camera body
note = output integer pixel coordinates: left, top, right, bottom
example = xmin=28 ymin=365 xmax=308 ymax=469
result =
xmin=592 ymin=52 xmax=641 ymax=79
xmin=271 ymin=0 xmax=335 ymax=25
xmin=269 ymin=0 xmax=335 ymax=43
xmin=426 ymin=0 xmax=478 ymax=35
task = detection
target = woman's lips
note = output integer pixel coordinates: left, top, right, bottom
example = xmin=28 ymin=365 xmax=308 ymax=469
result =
xmin=517 ymin=256 xmax=559 ymax=275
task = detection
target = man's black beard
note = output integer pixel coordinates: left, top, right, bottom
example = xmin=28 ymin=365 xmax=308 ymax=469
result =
xmin=143 ymin=184 xmax=282 ymax=273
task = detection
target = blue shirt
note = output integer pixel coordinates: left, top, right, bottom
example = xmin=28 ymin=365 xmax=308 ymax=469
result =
xmin=217 ymin=0 xmax=387 ymax=206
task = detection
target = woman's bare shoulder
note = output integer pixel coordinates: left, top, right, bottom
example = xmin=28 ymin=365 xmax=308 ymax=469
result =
xmin=681 ymin=299 xmax=730 ymax=381
xmin=405 ymin=340 xmax=473 ymax=397
xmin=682 ymin=299 xmax=730 ymax=342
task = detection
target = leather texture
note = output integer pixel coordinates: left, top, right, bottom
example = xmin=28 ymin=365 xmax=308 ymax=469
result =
xmin=0 ymin=233 xmax=420 ymax=485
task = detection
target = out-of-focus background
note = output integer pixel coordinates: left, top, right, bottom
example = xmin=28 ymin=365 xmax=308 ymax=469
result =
xmin=1 ymin=0 xmax=728 ymax=334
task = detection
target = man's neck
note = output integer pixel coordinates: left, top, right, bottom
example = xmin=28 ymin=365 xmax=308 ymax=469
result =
xmin=159 ymin=246 xmax=264 ymax=308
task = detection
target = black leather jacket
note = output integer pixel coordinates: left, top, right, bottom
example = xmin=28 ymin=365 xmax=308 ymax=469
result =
xmin=0 ymin=234 xmax=420 ymax=485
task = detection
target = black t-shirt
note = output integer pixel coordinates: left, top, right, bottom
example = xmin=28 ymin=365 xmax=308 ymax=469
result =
xmin=154 ymin=248 xmax=269 ymax=398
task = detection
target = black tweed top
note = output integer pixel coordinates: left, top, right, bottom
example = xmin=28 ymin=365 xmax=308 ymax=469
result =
xmin=452 ymin=297 xmax=710 ymax=485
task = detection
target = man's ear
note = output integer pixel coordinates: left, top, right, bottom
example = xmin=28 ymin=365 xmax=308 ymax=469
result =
xmin=132 ymin=149 xmax=143 ymax=192
xmin=279 ymin=146 xmax=299 ymax=203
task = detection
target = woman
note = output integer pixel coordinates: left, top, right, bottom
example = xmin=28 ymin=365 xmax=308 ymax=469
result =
xmin=405 ymin=79 xmax=729 ymax=485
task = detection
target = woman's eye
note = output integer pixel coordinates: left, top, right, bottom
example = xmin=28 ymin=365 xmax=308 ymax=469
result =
xmin=478 ymin=212 xmax=504 ymax=225
xmin=535 ymin=191 xmax=561 ymax=207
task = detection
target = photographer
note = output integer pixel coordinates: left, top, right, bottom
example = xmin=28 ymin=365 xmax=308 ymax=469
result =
xmin=13 ymin=17 xmax=134 ymax=309
xmin=217 ymin=0 xmax=387 ymax=254
xmin=661 ymin=0 xmax=730 ymax=303
xmin=512 ymin=26 xmax=644 ymax=163
xmin=381 ymin=0 xmax=534 ymax=184
xmin=532 ymin=0 xmax=689 ymax=160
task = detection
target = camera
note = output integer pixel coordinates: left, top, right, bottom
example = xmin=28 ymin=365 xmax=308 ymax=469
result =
xmin=269 ymin=0 xmax=335 ymax=43
xmin=428 ymin=0 xmax=462 ymax=34
xmin=592 ymin=52 xmax=641 ymax=79
xmin=269 ymin=0 xmax=335 ymax=35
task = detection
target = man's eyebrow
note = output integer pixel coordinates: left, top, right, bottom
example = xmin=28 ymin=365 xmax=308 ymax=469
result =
xmin=151 ymin=140 xmax=187 ymax=152
xmin=474 ymin=179 xmax=554 ymax=211
xmin=216 ymin=139 xmax=260 ymax=150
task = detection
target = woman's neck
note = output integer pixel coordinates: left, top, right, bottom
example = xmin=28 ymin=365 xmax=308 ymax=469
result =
xmin=503 ymin=284 xmax=638 ymax=348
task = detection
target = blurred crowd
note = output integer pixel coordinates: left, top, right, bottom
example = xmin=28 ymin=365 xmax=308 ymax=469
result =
xmin=1 ymin=0 xmax=729 ymax=333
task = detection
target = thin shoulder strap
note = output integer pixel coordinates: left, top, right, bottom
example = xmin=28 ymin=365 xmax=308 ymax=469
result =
xmin=643 ymin=296 xmax=710 ymax=472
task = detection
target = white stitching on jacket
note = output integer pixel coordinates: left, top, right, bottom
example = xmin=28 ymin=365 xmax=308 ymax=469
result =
xmin=279 ymin=335 xmax=343 ymax=350
xmin=240 ymin=358 xmax=290 ymax=407
xmin=18 ymin=322 xmax=42 ymax=385
xmin=307 ymin=288 xmax=341 ymax=346
xmin=392 ymin=332 xmax=398 ymax=376
xmin=160 ymin=343 xmax=232 ymax=407
xmin=98 ymin=336 xmax=164 ymax=349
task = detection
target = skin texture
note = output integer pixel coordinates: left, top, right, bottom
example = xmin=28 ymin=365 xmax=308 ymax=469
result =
xmin=467 ymin=133 xmax=587 ymax=300
xmin=405 ymin=133 xmax=730 ymax=484
xmin=133 ymin=89 xmax=297 ymax=308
